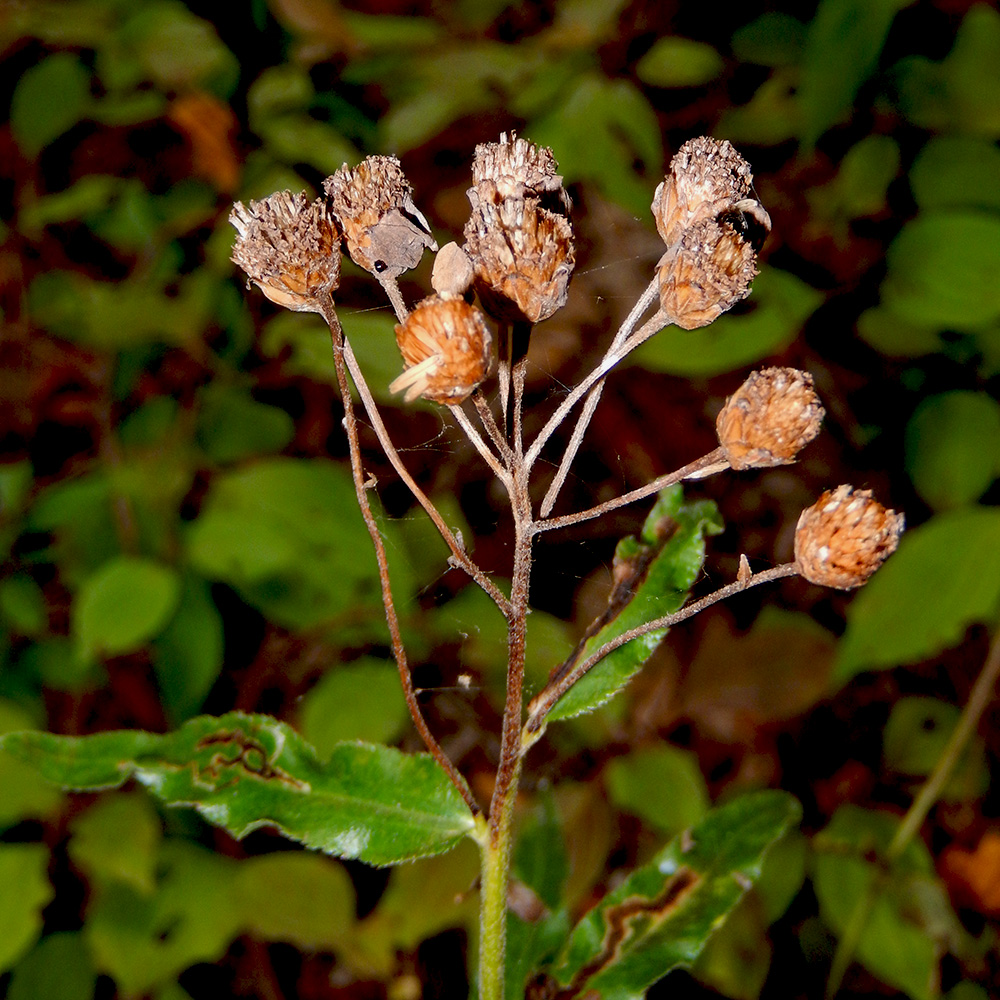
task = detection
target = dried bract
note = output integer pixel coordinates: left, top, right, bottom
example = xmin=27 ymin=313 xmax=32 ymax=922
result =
xmin=324 ymin=155 xmax=437 ymax=279
xmin=717 ymin=367 xmax=824 ymax=470
xmin=390 ymin=296 xmax=493 ymax=405
xmin=431 ymin=242 xmax=475 ymax=300
xmin=229 ymin=192 xmax=340 ymax=313
xmin=657 ymin=217 xmax=758 ymax=329
xmin=794 ymin=485 xmax=904 ymax=590
xmin=463 ymin=133 xmax=575 ymax=325
xmin=652 ymin=136 xmax=771 ymax=249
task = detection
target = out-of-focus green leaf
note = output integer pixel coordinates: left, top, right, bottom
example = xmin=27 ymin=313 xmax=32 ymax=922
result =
xmin=632 ymin=267 xmax=822 ymax=377
xmin=506 ymin=910 xmax=571 ymax=1000
xmin=7 ymin=932 xmax=96 ymax=1000
xmin=717 ymin=72 xmax=800 ymax=146
xmin=69 ymin=793 xmax=162 ymax=895
xmin=891 ymin=5 xmax=1000 ymax=137
xmin=531 ymin=73 xmax=663 ymax=217
xmin=234 ymin=852 xmax=355 ymax=951
xmin=692 ymin=897 xmax=771 ymax=1000
xmin=514 ymin=787 xmax=568 ymax=911
xmin=0 ymin=844 xmax=53 ymax=974
xmin=813 ymin=805 xmax=951 ymax=1000
xmin=17 ymin=175 xmax=119 ymax=237
xmin=605 ymin=745 xmax=710 ymax=837
xmin=0 ymin=712 xmax=476 ymax=865
xmin=797 ymin=0 xmax=908 ymax=149
xmin=836 ymin=507 xmax=1000 ymax=681
xmin=248 ymin=65 xmax=314 ymax=125
xmin=257 ymin=116 xmax=358 ymax=177
xmin=10 ymin=53 xmax=92 ymax=156
xmin=196 ymin=384 xmax=295 ymax=464
xmin=909 ymin=137 xmax=1000 ymax=213
xmin=905 ymin=391 xmax=1000 ymax=510
xmin=72 ymin=556 xmax=181 ymax=661
xmin=547 ymin=486 xmax=722 ymax=722
xmin=731 ymin=13 xmax=807 ymax=67
xmin=152 ymin=574 xmax=224 ymax=722
xmin=856 ymin=304 xmax=950 ymax=358
xmin=86 ymin=840 xmax=239 ymax=995
xmin=883 ymin=697 xmax=989 ymax=801
xmin=0 ymin=575 xmax=47 ymax=636
xmin=551 ymin=791 xmax=800 ymax=999
xmin=947 ymin=985 xmax=990 ymax=1000
xmin=185 ymin=458 xmax=397 ymax=631
xmin=882 ymin=213 xmax=1000 ymax=329
xmin=1 ymin=0 xmax=115 ymax=47
xmin=636 ymin=38 xmax=724 ymax=88
xmin=0 ymin=700 xmax=63 ymax=827
xmin=352 ymin=839 xmax=479 ymax=976
xmin=342 ymin=11 xmax=443 ymax=49
xmin=300 ymin=659 xmax=409 ymax=754
xmin=546 ymin=0 xmax=629 ymax=44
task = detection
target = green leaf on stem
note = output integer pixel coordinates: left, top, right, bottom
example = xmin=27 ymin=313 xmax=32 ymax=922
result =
xmin=546 ymin=486 xmax=722 ymax=723
xmin=7 ymin=932 xmax=96 ymax=1000
xmin=0 ymin=844 xmax=53 ymax=974
xmin=0 ymin=713 xmax=476 ymax=866
xmin=549 ymin=790 xmax=800 ymax=999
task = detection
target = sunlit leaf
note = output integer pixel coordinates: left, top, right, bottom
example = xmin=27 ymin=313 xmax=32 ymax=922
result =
xmin=72 ymin=556 xmax=181 ymax=661
xmin=836 ymin=508 xmax=1000 ymax=681
xmin=551 ymin=791 xmax=800 ymax=998
xmin=905 ymin=391 xmax=1000 ymax=510
xmin=7 ymin=932 xmax=96 ymax=1000
xmin=10 ymin=53 xmax=91 ymax=156
xmin=547 ymin=486 xmax=722 ymax=722
xmin=636 ymin=38 xmax=724 ymax=87
xmin=604 ymin=745 xmax=710 ymax=837
xmin=0 ymin=844 xmax=53 ymax=974
xmin=0 ymin=713 xmax=476 ymax=865
xmin=631 ymin=267 xmax=823 ymax=377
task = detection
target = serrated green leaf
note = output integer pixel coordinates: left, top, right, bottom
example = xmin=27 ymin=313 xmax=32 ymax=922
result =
xmin=7 ymin=932 xmax=96 ymax=1000
xmin=10 ymin=53 xmax=92 ymax=156
xmin=632 ymin=267 xmax=823 ymax=377
xmin=548 ymin=487 xmax=722 ymax=722
xmin=69 ymin=793 xmax=162 ymax=895
xmin=604 ymin=745 xmax=710 ymax=836
xmin=0 ymin=844 xmax=53 ymax=974
xmin=299 ymin=659 xmax=409 ymax=753
xmin=552 ymin=791 xmax=800 ymax=999
xmin=72 ymin=556 xmax=181 ymax=661
xmin=813 ymin=805 xmax=945 ymax=1000
xmin=905 ymin=391 xmax=1000 ymax=510
xmin=882 ymin=212 xmax=1000 ymax=330
xmin=0 ymin=713 xmax=475 ymax=865
xmin=836 ymin=508 xmax=1000 ymax=681
xmin=636 ymin=38 xmax=724 ymax=87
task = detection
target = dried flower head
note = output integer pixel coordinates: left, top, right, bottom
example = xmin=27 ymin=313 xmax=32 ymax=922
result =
xmin=794 ymin=485 xmax=904 ymax=590
xmin=657 ymin=216 xmax=758 ymax=329
xmin=652 ymin=136 xmax=771 ymax=250
xmin=390 ymin=296 xmax=493 ymax=405
xmin=463 ymin=133 xmax=575 ymax=325
xmin=324 ymin=155 xmax=437 ymax=279
xmin=229 ymin=192 xmax=340 ymax=313
xmin=717 ymin=367 xmax=825 ymax=470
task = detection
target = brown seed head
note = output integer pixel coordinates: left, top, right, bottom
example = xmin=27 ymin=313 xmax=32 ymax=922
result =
xmin=324 ymin=155 xmax=436 ymax=278
xmin=652 ymin=136 xmax=770 ymax=249
xmin=657 ymin=217 xmax=758 ymax=329
xmin=463 ymin=133 xmax=575 ymax=325
xmin=390 ymin=296 xmax=493 ymax=405
xmin=717 ymin=367 xmax=825 ymax=470
xmin=229 ymin=191 xmax=340 ymax=313
xmin=794 ymin=485 xmax=904 ymax=590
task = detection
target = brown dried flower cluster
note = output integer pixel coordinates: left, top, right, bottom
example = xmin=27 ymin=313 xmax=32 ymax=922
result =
xmin=652 ymin=137 xmax=771 ymax=330
xmin=229 ymin=192 xmax=340 ymax=314
xmin=463 ymin=134 xmax=575 ymax=325
xmin=717 ymin=367 xmax=825 ymax=470
xmin=794 ymin=486 xmax=904 ymax=590
xmin=390 ymin=296 xmax=493 ymax=405
xmin=324 ymin=155 xmax=437 ymax=279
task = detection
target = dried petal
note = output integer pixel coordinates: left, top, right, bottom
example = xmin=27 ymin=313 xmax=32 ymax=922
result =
xmin=652 ymin=136 xmax=770 ymax=249
xmin=431 ymin=242 xmax=475 ymax=300
xmin=717 ymin=367 xmax=825 ymax=470
xmin=324 ymin=155 xmax=436 ymax=278
xmin=794 ymin=486 xmax=904 ymax=590
xmin=463 ymin=133 xmax=575 ymax=325
xmin=390 ymin=296 xmax=493 ymax=405
xmin=657 ymin=217 xmax=757 ymax=329
xmin=229 ymin=191 xmax=340 ymax=313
